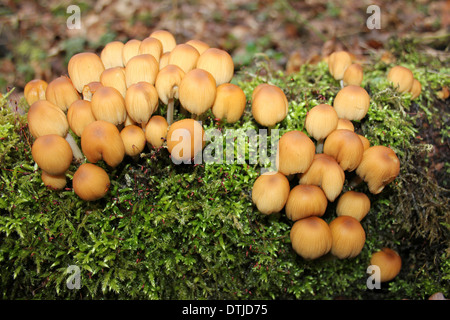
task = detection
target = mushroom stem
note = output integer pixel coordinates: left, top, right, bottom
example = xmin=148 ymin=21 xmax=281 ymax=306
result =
xmin=316 ymin=139 xmax=325 ymax=153
xmin=167 ymin=98 xmax=175 ymax=126
xmin=65 ymin=132 xmax=84 ymax=162
xmin=340 ymin=79 xmax=344 ymax=88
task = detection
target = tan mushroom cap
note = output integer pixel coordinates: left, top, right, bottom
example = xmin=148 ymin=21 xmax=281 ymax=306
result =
xmin=122 ymin=39 xmax=142 ymax=66
xmin=125 ymin=81 xmax=159 ymax=125
xmin=41 ymin=171 xmax=67 ymax=190
xmin=196 ymin=48 xmax=234 ymax=86
xmin=299 ymin=153 xmax=345 ymax=202
xmin=333 ymin=85 xmax=370 ymax=121
xmin=304 ymin=104 xmax=339 ymax=141
xmin=166 ymin=118 xmax=205 ymax=163
xmin=45 ymin=76 xmax=81 ymax=112
xmin=150 ymin=29 xmax=177 ymax=53
xmin=186 ymin=39 xmax=210 ymax=55
xmin=370 ymin=248 xmax=402 ymax=282
xmin=91 ymin=86 xmax=127 ymax=126
xmin=81 ymin=120 xmax=125 ymax=168
xmin=336 ymin=191 xmax=371 ymax=221
xmin=101 ymin=41 xmax=125 ymax=69
xmin=277 ymin=130 xmax=315 ymax=176
xmin=355 ymin=145 xmax=400 ymax=194
xmin=125 ymin=54 xmax=159 ymax=87
xmin=82 ymin=81 xmax=103 ymax=101
xmin=139 ymin=37 xmax=163 ymax=62
xmin=120 ymin=125 xmax=146 ymax=157
xmin=358 ymin=134 xmax=371 ymax=151
xmin=168 ymin=44 xmax=200 ymax=74
xmin=178 ymin=68 xmax=217 ymax=116
xmin=67 ymin=99 xmax=96 ymax=137
xmin=343 ymin=63 xmax=364 ymax=86
xmin=159 ymin=52 xmax=170 ymax=70
xmin=24 ymin=79 xmax=48 ymax=106
xmin=145 ymin=115 xmax=169 ymax=148
xmin=387 ymin=66 xmax=414 ymax=93
xmin=68 ymin=52 xmax=105 ymax=92
xmin=100 ymin=66 xmax=127 ymax=98
xmin=290 ymin=216 xmax=333 ymax=260
xmin=328 ymin=51 xmax=353 ymax=80
xmin=155 ymin=64 xmax=185 ymax=105
xmin=336 ymin=118 xmax=354 ymax=131
xmin=211 ymin=83 xmax=246 ymax=123
xmin=31 ymin=134 xmax=73 ymax=176
xmin=73 ymin=163 xmax=111 ymax=201
xmin=251 ymin=84 xmax=289 ymax=127
xmin=285 ymin=185 xmax=328 ymax=221
xmin=27 ymin=100 xmax=69 ymax=138
xmin=251 ymin=172 xmax=290 ymax=215
xmin=323 ymin=129 xmax=364 ymax=172
xmin=329 ymin=216 xmax=366 ymax=259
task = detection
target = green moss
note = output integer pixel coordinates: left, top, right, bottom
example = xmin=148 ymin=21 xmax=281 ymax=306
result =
xmin=0 ymin=40 xmax=449 ymax=300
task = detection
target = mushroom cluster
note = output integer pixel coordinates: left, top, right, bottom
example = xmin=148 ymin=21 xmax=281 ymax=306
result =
xmin=251 ymin=51 xmax=402 ymax=274
xmin=23 ymin=29 xmax=245 ymax=201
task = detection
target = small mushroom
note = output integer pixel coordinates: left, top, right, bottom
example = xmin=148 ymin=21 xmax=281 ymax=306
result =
xmin=355 ymin=145 xmax=400 ymax=194
xmin=387 ymin=65 xmax=414 ymax=93
xmin=125 ymin=54 xmax=159 ymax=87
xmin=125 ymin=81 xmax=159 ymax=126
xmin=100 ymin=41 xmax=125 ymax=69
xmin=68 ymin=52 xmax=105 ymax=93
xmin=186 ymin=39 xmax=210 ymax=55
xmin=81 ymin=81 xmax=103 ymax=101
xmin=168 ymin=44 xmax=200 ymax=74
xmin=66 ymin=99 xmax=96 ymax=137
xmin=329 ymin=216 xmax=366 ymax=259
xmin=145 ymin=115 xmax=169 ymax=148
xmin=333 ymin=85 xmax=371 ymax=121
xmin=155 ymin=64 xmax=185 ymax=125
xmin=45 ymin=76 xmax=81 ymax=112
xmin=251 ymin=83 xmax=288 ymax=128
xmin=100 ymin=66 xmax=127 ymax=98
xmin=196 ymin=48 xmax=234 ymax=86
xmin=72 ymin=163 xmax=110 ymax=201
xmin=299 ymin=153 xmax=345 ymax=202
xmin=290 ymin=216 xmax=333 ymax=260
xmin=211 ymin=83 xmax=246 ymax=124
xmin=166 ymin=118 xmax=205 ymax=164
xmin=285 ymin=185 xmax=328 ymax=221
xmin=31 ymin=134 xmax=73 ymax=176
xmin=369 ymin=248 xmax=402 ymax=282
xmin=122 ymin=39 xmax=142 ymax=66
xmin=323 ymin=129 xmax=365 ymax=172
xmin=277 ymin=130 xmax=315 ymax=176
xmin=251 ymin=172 xmax=290 ymax=215
xmin=91 ymin=86 xmax=127 ymax=126
xmin=149 ymin=29 xmax=177 ymax=53
xmin=343 ymin=63 xmax=364 ymax=87
xmin=24 ymin=79 xmax=48 ymax=106
xmin=336 ymin=118 xmax=354 ymax=131
xmin=336 ymin=191 xmax=371 ymax=221
xmin=409 ymin=78 xmax=422 ymax=100
xmin=304 ymin=104 xmax=339 ymax=153
xmin=328 ymin=51 xmax=353 ymax=81
xmin=120 ymin=125 xmax=146 ymax=157
xmin=81 ymin=120 xmax=125 ymax=168
xmin=138 ymin=37 xmax=163 ymax=62
xmin=41 ymin=171 xmax=67 ymax=190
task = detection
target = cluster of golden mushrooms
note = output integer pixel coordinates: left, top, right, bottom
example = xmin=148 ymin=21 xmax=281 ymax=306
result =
xmin=23 ymin=29 xmax=250 ymax=201
xmin=252 ymin=50 xmax=415 ymax=283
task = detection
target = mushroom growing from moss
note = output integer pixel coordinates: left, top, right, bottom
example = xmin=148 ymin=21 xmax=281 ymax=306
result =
xmin=168 ymin=44 xmax=200 ymax=74
xmin=285 ymin=185 xmax=328 ymax=221
xmin=125 ymin=81 xmax=159 ymax=125
xmin=196 ymin=48 xmax=234 ymax=86
xmin=277 ymin=130 xmax=315 ymax=176
xmin=251 ymin=172 xmax=290 ymax=215
xmin=100 ymin=66 xmax=127 ymax=98
xmin=91 ymin=86 xmax=127 ymax=126
xmin=211 ymin=83 xmax=246 ymax=124
xmin=409 ymin=79 xmax=422 ymax=100
xmin=336 ymin=191 xmax=371 ymax=221
xmin=333 ymin=85 xmax=371 ymax=121
xmin=72 ymin=163 xmax=110 ymax=201
xmin=304 ymin=103 xmax=339 ymax=153
xmin=41 ymin=171 xmax=67 ymax=190
xmin=45 ymin=76 xmax=81 ymax=112
xmin=125 ymin=54 xmax=159 ymax=87
xmin=68 ymin=52 xmax=105 ymax=93
xmin=31 ymin=134 xmax=73 ymax=176
xmin=355 ymin=145 xmax=400 ymax=194
xmin=251 ymin=84 xmax=289 ymax=128
xmin=145 ymin=115 xmax=169 ymax=148
xmin=120 ymin=125 xmax=146 ymax=157
xmin=370 ymin=248 xmax=402 ymax=282
xmin=299 ymin=153 xmax=345 ymax=202
xmin=178 ymin=68 xmax=217 ymax=119
xmin=387 ymin=65 xmax=414 ymax=93
xmin=67 ymin=99 xmax=96 ymax=137
xmin=329 ymin=216 xmax=366 ymax=259
xmin=166 ymin=118 xmax=205 ymax=164
xmin=323 ymin=129 xmax=364 ymax=172
xmin=155 ymin=64 xmax=185 ymax=125
xmin=328 ymin=51 xmax=353 ymax=81
xmin=290 ymin=216 xmax=333 ymax=260
xmin=343 ymin=63 xmax=364 ymax=87
xmin=81 ymin=120 xmax=125 ymax=168
xmin=24 ymin=79 xmax=48 ymax=106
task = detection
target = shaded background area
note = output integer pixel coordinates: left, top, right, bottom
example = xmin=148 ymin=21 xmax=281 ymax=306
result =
xmin=0 ymin=0 xmax=449 ymax=91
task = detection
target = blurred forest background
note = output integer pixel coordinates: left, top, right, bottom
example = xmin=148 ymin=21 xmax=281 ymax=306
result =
xmin=0 ymin=0 xmax=448 ymax=92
